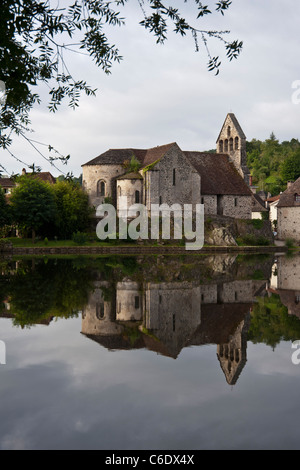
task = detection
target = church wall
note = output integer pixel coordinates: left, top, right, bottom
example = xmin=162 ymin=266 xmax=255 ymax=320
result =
xmin=202 ymin=196 xmax=217 ymax=215
xmin=221 ymin=195 xmax=252 ymax=219
xmin=146 ymin=146 xmax=201 ymax=209
xmin=82 ymin=164 xmax=124 ymax=208
xmin=116 ymin=178 xmax=143 ymax=213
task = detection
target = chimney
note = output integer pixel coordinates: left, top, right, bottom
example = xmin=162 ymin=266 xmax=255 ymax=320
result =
xmin=287 ymin=181 xmax=294 ymax=189
xmin=22 ymin=168 xmax=26 ymax=175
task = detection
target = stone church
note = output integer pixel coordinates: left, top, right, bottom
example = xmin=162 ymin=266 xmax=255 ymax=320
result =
xmin=82 ymin=113 xmax=253 ymax=219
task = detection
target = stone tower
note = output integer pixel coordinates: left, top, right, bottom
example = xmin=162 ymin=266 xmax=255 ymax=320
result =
xmin=216 ymin=113 xmax=250 ymax=185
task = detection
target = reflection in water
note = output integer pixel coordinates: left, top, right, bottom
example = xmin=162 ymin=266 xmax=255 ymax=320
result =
xmin=2 ymin=253 xmax=300 ymax=386
xmin=81 ymin=276 xmax=266 ymax=385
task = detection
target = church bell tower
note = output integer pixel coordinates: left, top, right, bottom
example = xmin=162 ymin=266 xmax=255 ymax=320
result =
xmin=216 ymin=113 xmax=250 ymax=185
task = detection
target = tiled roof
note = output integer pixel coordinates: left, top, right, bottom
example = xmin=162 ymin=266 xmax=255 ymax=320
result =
xmin=184 ymin=152 xmax=253 ymax=196
xmin=116 ymin=172 xmax=143 ymax=180
xmin=82 ymin=143 xmax=176 ymax=168
xmin=277 ymin=178 xmax=300 ymax=207
xmin=0 ymin=178 xmax=15 ymax=188
xmin=266 ymin=194 xmax=281 ymax=203
xmin=32 ymin=172 xmax=56 ymax=184
xmin=252 ymin=193 xmax=268 ymax=212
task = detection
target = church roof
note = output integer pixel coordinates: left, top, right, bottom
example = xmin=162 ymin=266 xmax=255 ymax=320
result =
xmin=184 ymin=152 xmax=252 ymax=196
xmin=82 ymin=143 xmax=176 ymax=168
xmin=116 ymin=172 xmax=143 ymax=180
xmin=277 ymin=177 xmax=300 ymax=207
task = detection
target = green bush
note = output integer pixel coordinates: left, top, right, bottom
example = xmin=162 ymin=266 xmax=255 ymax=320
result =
xmin=72 ymin=231 xmax=87 ymax=245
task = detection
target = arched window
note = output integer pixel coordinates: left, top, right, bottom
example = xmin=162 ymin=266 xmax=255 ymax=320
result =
xmin=224 ymin=139 xmax=228 ymax=152
xmin=235 ymin=136 xmax=239 ymax=150
xmin=229 ymin=137 xmax=233 ymax=151
xmin=96 ymin=302 xmax=105 ymax=320
xmin=97 ymin=180 xmax=105 ymax=197
xmin=219 ymin=140 xmax=224 ymax=152
xmin=227 ymin=126 xmax=231 ymax=137
xmin=135 ymin=190 xmax=140 ymax=204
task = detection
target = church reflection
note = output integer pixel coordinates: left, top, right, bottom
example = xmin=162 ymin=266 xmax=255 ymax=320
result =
xmin=81 ymin=276 xmax=267 ymax=385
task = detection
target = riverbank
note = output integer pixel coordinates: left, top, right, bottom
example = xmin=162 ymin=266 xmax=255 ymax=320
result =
xmin=0 ymin=244 xmax=289 ymax=255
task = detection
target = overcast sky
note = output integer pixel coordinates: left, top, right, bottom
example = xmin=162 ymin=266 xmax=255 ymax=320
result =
xmin=2 ymin=0 xmax=300 ymax=177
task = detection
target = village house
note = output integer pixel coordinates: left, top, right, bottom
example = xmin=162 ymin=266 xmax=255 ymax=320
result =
xmin=0 ymin=168 xmax=56 ymax=199
xmin=82 ymin=113 xmax=255 ymax=220
xmin=277 ymin=179 xmax=300 ymax=242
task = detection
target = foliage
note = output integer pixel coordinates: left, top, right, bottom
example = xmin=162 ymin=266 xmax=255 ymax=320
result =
xmin=247 ymin=135 xmax=300 ymax=195
xmin=1 ymin=0 xmax=242 ymax=153
xmin=52 ymin=180 xmax=92 ymax=239
xmin=248 ymin=294 xmax=300 ymax=349
xmin=122 ymin=155 xmax=141 ymax=173
xmin=72 ymin=231 xmax=88 ymax=245
xmin=0 ymin=187 xmax=10 ymax=226
xmin=4 ymin=258 xmax=93 ymax=327
xmin=10 ymin=176 xmax=56 ymax=241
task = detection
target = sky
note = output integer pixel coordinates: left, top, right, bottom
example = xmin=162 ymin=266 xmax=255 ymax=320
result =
xmin=1 ymin=0 xmax=300 ymax=178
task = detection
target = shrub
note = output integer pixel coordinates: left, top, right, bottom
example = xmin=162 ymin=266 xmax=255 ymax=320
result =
xmin=72 ymin=231 xmax=87 ymax=245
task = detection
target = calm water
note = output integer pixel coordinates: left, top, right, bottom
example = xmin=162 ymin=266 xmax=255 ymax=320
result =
xmin=1 ymin=252 xmax=300 ymax=450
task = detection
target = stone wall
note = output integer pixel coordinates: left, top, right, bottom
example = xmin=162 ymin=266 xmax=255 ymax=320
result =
xmin=221 ymin=195 xmax=252 ymax=219
xmin=82 ymin=164 xmax=124 ymax=208
xmin=145 ymin=145 xmax=201 ymax=210
xmin=277 ymin=206 xmax=300 ymax=242
xmin=117 ymin=178 xmax=143 ymax=213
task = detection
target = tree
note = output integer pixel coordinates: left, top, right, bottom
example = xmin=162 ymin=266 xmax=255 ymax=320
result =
xmin=281 ymin=149 xmax=300 ymax=184
xmin=53 ymin=179 xmax=91 ymax=239
xmin=0 ymin=187 xmax=10 ymax=227
xmin=10 ymin=176 xmax=56 ymax=241
xmin=1 ymin=0 xmax=242 ymax=155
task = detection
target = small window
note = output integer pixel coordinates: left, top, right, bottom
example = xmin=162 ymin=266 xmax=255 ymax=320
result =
xmin=234 ymin=197 xmax=238 ymax=207
xmin=201 ymin=197 xmax=204 ymax=204
xmin=173 ymin=168 xmax=176 ymax=186
xmin=97 ymin=180 xmax=105 ymax=197
xmin=159 ymin=196 xmax=162 ymax=205
xmin=219 ymin=140 xmax=224 ymax=152
xmin=227 ymin=126 xmax=231 ymax=137
xmin=235 ymin=136 xmax=239 ymax=150
xmin=224 ymin=139 xmax=228 ymax=152
xmin=295 ymin=194 xmax=300 ymax=203
xmin=96 ymin=302 xmax=105 ymax=320
xmin=135 ymin=190 xmax=140 ymax=204
xmin=135 ymin=296 xmax=140 ymax=309
xmin=229 ymin=138 xmax=233 ymax=151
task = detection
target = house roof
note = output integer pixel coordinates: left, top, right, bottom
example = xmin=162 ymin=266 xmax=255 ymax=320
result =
xmin=266 ymin=194 xmax=281 ymax=203
xmin=184 ymin=152 xmax=253 ymax=196
xmin=216 ymin=113 xmax=246 ymax=143
xmin=277 ymin=177 xmax=300 ymax=207
xmin=0 ymin=178 xmax=15 ymax=188
xmin=32 ymin=172 xmax=56 ymax=184
xmin=252 ymin=193 xmax=268 ymax=212
xmin=82 ymin=143 xmax=176 ymax=168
